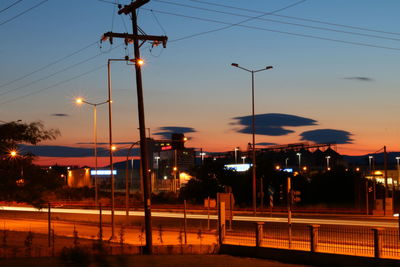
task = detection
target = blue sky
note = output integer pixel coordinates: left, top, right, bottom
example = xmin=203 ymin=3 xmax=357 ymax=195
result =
xmin=1 ymin=0 xmax=400 ymax=165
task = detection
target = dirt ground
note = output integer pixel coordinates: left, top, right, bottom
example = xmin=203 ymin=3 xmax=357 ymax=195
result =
xmin=0 ymin=254 xmax=312 ymax=267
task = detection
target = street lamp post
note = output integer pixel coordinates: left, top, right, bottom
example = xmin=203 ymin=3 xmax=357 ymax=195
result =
xmin=325 ymin=156 xmax=331 ymax=170
xmin=107 ymin=58 xmax=143 ymax=240
xmin=231 ymin=63 xmax=273 ymax=216
xmin=396 ymin=157 xmax=400 ymax=189
xmin=76 ymin=98 xmax=108 ymax=205
xmin=369 ymin=156 xmax=374 ymax=174
xmin=241 ymin=156 xmax=246 ymax=164
xmin=296 ymin=153 xmax=301 ymax=171
xmin=234 ymin=147 xmax=239 ymax=164
xmin=285 ymin=158 xmax=289 ymax=168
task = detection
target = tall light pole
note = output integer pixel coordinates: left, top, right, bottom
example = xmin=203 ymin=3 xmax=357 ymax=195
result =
xmin=234 ymin=147 xmax=239 ymax=164
xmin=200 ymin=152 xmax=206 ymax=164
xmin=396 ymin=156 xmax=400 ymax=189
xmin=325 ymin=156 xmax=331 ymax=170
xmin=231 ymin=63 xmax=273 ymax=216
xmin=107 ymin=58 xmax=143 ymax=239
xmin=369 ymin=156 xmax=374 ymax=174
xmin=242 ymin=156 xmax=246 ymax=164
xmin=76 ymin=98 xmax=108 ymax=205
xmin=285 ymin=158 xmax=289 ymax=168
xmin=296 ymin=153 xmax=301 ymax=171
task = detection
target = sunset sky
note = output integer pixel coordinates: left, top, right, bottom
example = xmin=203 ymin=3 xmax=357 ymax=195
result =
xmin=1 ymin=0 xmax=400 ymax=166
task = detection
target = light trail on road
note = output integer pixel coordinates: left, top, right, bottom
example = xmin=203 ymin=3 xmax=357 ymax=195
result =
xmin=0 ymin=206 xmax=398 ymax=228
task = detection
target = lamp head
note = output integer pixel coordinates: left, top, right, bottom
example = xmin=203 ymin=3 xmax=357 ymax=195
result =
xmin=231 ymin=63 xmax=239 ymax=67
xmin=266 ymin=66 xmax=273 ymax=70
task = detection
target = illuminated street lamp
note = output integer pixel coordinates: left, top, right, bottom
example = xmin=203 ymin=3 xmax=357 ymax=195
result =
xmin=231 ymin=63 xmax=273 ymax=215
xmin=234 ymin=147 xmax=239 ymax=164
xmin=241 ymin=156 xmax=246 ymax=164
xmin=396 ymin=157 xmax=400 ymax=188
xmin=296 ymin=153 xmax=301 ymax=171
xmin=285 ymin=158 xmax=289 ymax=168
xmin=199 ymin=152 xmax=206 ymax=164
xmin=369 ymin=156 xmax=374 ymax=173
xmin=10 ymin=150 xmax=17 ymax=157
xmin=75 ymin=97 xmax=108 ymax=206
xmin=325 ymin=156 xmax=331 ymax=170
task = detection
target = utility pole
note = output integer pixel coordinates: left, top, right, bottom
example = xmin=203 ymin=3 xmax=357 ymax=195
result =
xmin=102 ymin=0 xmax=168 ymax=254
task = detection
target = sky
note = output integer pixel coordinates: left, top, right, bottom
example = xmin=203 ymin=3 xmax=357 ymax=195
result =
xmin=1 ymin=0 xmax=400 ymax=166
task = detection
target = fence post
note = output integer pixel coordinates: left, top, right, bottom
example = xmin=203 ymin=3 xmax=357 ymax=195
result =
xmin=372 ymin=228 xmax=382 ymax=259
xmin=48 ymin=203 xmax=51 ymax=248
xmin=184 ymin=200 xmax=187 ymax=245
xmin=308 ymin=224 xmax=320 ymax=252
xmin=256 ymin=222 xmax=264 ymax=247
xmin=218 ymin=201 xmax=226 ymax=245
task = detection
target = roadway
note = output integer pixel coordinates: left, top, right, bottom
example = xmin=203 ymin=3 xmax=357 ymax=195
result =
xmin=0 ymin=205 xmax=399 ymax=228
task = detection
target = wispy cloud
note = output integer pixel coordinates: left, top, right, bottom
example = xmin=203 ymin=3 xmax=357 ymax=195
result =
xmin=300 ymin=129 xmax=353 ymax=144
xmin=154 ymin=126 xmax=197 ymax=139
xmin=231 ymin=113 xmax=317 ymax=136
xmin=51 ymin=113 xmax=69 ymax=117
xmin=344 ymin=76 xmax=373 ymax=82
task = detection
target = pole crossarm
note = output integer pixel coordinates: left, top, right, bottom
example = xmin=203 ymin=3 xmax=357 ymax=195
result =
xmin=118 ymin=0 xmax=150 ymax=15
xmin=103 ymin=32 xmax=168 ymax=48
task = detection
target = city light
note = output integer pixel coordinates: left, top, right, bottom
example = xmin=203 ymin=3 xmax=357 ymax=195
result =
xmin=10 ymin=150 xmax=17 ymax=157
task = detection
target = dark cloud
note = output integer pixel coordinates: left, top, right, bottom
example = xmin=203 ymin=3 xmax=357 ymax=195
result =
xmin=51 ymin=113 xmax=69 ymax=117
xmin=19 ymin=144 xmax=139 ymax=157
xmin=256 ymin=142 xmax=277 ymax=146
xmin=344 ymin=77 xmax=373 ymax=82
xmin=300 ymin=129 xmax=353 ymax=144
xmin=232 ymin=113 xmax=317 ymax=136
xmin=154 ymin=126 xmax=196 ymax=139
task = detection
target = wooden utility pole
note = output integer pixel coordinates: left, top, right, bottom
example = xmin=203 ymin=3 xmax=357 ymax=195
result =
xmin=102 ymin=0 xmax=168 ymax=254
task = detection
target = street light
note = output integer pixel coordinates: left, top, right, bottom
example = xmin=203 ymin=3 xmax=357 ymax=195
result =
xmin=396 ymin=157 xmax=400 ymax=189
xmin=75 ymin=97 xmax=108 ymax=205
xmin=241 ymin=156 xmax=246 ymax=164
xmin=231 ymin=63 xmax=273 ymax=215
xmin=234 ymin=147 xmax=239 ymax=164
xmin=199 ymin=152 xmax=206 ymax=164
xmin=369 ymin=156 xmax=374 ymax=174
xmin=325 ymin=156 xmax=331 ymax=170
xmin=296 ymin=153 xmax=301 ymax=171
xmin=285 ymin=158 xmax=289 ymax=168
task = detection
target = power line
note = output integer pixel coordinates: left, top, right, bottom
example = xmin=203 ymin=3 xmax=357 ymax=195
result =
xmin=0 ymin=49 xmax=111 ymax=98
xmin=0 ymin=0 xmax=48 ymax=27
xmin=158 ymin=0 xmax=308 ymax=42
xmin=0 ymin=0 xmax=24 ymax=14
xmin=154 ymin=0 xmax=400 ymax=42
xmin=0 ymin=64 xmax=106 ymax=106
xmin=190 ymin=0 xmax=400 ymax=37
xmin=146 ymin=8 xmax=400 ymax=51
xmin=0 ymin=41 xmax=99 ymax=90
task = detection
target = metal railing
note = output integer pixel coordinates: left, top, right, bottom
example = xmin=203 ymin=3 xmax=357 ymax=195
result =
xmin=223 ymin=222 xmax=400 ymax=259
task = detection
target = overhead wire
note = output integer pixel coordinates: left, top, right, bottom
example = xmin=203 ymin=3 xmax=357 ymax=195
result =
xmin=0 ymin=44 xmax=123 ymax=98
xmin=190 ymin=0 xmax=400 ymax=37
xmin=146 ymin=8 xmax=400 ymax=51
xmin=0 ymin=41 xmax=99 ymax=90
xmin=0 ymin=0 xmax=48 ymax=27
xmin=154 ymin=0 xmax=400 ymax=42
xmin=0 ymin=64 xmax=106 ymax=106
xmin=0 ymin=0 xmax=24 ymax=14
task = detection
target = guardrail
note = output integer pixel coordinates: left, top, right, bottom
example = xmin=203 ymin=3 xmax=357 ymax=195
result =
xmin=222 ymin=222 xmax=400 ymax=259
